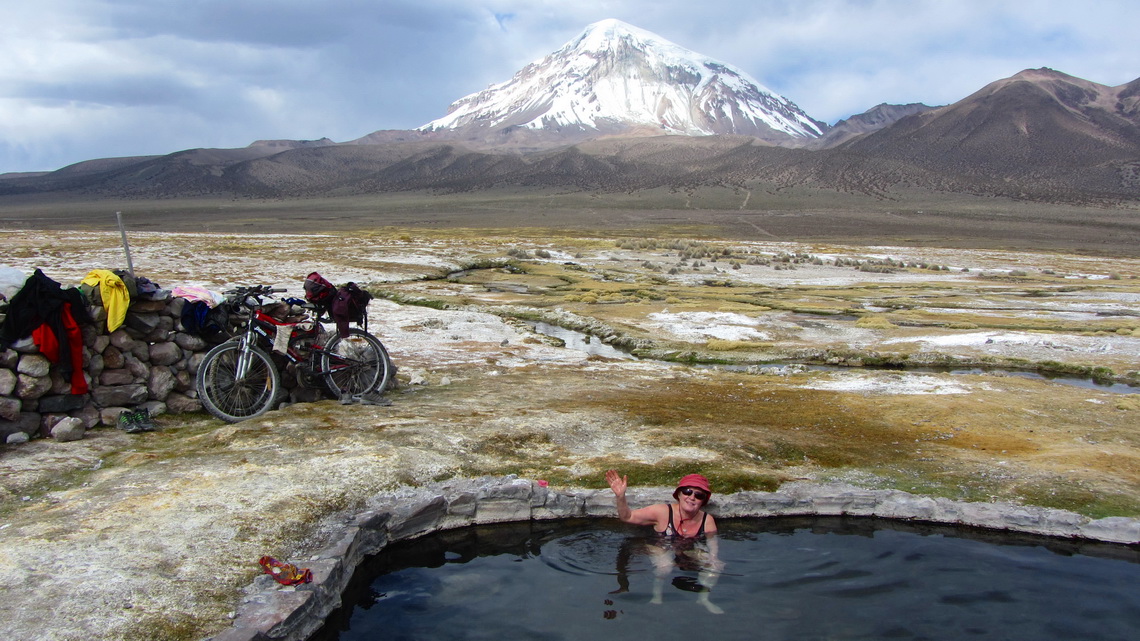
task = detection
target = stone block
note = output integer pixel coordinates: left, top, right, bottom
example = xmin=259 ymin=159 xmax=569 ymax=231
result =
xmin=109 ymin=329 xmax=136 ymax=351
xmin=6 ymin=431 xmax=30 ymax=445
xmin=91 ymin=384 xmax=148 ymax=407
xmin=165 ymin=392 xmax=202 ymax=413
xmin=141 ymin=400 xmax=167 ymax=417
xmin=148 ymin=367 xmax=177 ymax=400
xmin=0 ymin=396 xmax=21 ymax=421
xmin=174 ymin=332 xmax=208 ymax=352
xmin=100 ymin=407 xmax=128 ymax=426
xmin=102 ymin=345 xmax=125 ymax=369
xmin=0 ymin=368 xmax=16 ymax=396
xmin=0 ymin=412 xmax=41 ymax=439
xmin=125 ymin=312 xmax=162 ymax=335
xmin=129 ymin=300 xmax=168 ymax=313
xmin=0 ymin=348 xmax=18 ymax=368
xmin=124 ymin=353 xmax=150 ymax=378
xmin=16 ymin=373 xmax=52 ymax=400
xmin=37 ymin=394 xmax=87 ymax=414
xmin=150 ymin=342 xmax=182 ymax=366
xmin=92 ymin=334 xmax=111 ymax=354
xmin=388 ymin=496 xmax=449 ymax=541
xmin=100 ymin=369 xmax=136 ymax=386
xmin=51 ymin=417 xmax=86 ymax=442
xmin=17 ymin=353 xmax=51 ymax=377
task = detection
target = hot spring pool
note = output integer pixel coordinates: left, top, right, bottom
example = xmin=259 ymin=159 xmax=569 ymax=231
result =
xmin=311 ymin=516 xmax=1140 ymax=641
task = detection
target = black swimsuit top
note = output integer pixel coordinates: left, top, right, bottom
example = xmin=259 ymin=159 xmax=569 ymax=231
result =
xmin=658 ymin=504 xmax=707 ymax=538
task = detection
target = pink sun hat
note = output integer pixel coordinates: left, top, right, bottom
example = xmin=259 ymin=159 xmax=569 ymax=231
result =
xmin=673 ymin=473 xmax=712 ymax=501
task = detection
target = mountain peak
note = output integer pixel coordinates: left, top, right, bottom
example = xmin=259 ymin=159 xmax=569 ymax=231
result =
xmin=419 ymin=20 xmax=824 ymax=143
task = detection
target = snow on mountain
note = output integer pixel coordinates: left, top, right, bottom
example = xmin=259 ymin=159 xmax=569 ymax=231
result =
xmin=419 ymin=19 xmax=824 ymax=143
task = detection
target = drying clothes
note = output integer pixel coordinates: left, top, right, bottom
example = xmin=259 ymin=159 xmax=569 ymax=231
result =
xmin=172 ymin=285 xmax=222 ymax=307
xmin=81 ymin=269 xmax=130 ymax=332
xmin=59 ymin=302 xmax=88 ymax=394
xmin=0 ymin=269 xmax=92 ymax=394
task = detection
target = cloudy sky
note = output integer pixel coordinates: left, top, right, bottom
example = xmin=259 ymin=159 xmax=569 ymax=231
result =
xmin=1 ymin=0 xmax=1136 ymax=174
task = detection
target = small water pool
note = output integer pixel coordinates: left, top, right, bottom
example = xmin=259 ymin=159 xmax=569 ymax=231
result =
xmin=310 ymin=517 xmax=1140 ymax=640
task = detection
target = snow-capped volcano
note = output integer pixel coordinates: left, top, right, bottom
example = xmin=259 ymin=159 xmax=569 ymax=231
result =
xmin=419 ymin=19 xmax=825 ymax=143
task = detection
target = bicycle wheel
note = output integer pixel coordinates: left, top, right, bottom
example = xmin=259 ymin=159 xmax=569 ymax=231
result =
xmin=321 ymin=328 xmax=394 ymax=397
xmin=196 ymin=341 xmax=282 ymax=422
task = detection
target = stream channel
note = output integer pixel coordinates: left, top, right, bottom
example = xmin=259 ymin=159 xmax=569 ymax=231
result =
xmin=526 ymin=322 xmax=1140 ymax=394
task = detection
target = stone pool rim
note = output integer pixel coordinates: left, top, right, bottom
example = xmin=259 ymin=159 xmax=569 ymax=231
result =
xmin=208 ymin=479 xmax=1140 ymax=641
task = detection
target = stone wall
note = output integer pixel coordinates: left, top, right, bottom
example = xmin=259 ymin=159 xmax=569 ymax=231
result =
xmin=0 ymin=293 xmax=208 ymax=444
xmin=209 ymin=477 xmax=1140 ymax=641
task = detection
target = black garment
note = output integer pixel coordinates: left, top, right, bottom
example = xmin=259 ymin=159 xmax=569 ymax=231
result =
xmin=660 ymin=504 xmax=707 ymax=538
xmin=0 ymin=269 xmax=92 ymax=379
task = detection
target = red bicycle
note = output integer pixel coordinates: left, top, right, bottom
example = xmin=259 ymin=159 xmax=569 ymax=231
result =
xmin=196 ymin=285 xmax=393 ymax=422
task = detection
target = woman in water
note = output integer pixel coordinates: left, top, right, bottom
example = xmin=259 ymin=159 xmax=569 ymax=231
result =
xmin=605 ymin=469 xmax=724 ymax=613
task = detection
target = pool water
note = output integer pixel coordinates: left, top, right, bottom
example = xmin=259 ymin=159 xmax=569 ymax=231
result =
xmin=311 ymin=517 xmax=1140 ymax=641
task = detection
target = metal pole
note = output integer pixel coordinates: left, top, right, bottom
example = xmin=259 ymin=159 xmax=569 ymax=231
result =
xmin=116 ymin=211 xmax=135 ymax=277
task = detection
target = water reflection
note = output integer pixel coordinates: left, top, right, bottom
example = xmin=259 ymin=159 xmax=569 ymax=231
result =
xmin=311 ymin=517 xmax=1140 ymax=641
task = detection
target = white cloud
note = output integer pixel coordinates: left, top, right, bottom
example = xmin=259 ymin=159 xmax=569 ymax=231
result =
xmin=0 ymin=0 xmax=1136 ymax=173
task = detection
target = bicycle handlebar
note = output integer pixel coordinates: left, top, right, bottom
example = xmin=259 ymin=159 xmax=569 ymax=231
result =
xmin=222 ymin=285 xmax=289 ymax=309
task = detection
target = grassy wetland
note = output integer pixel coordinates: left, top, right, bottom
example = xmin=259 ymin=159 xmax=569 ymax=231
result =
xmin=1 ymin=213 xmax=1139 ymax=640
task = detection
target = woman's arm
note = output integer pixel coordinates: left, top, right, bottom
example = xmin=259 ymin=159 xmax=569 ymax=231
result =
xmin=606 ymin=469 xmax=667 ymax=527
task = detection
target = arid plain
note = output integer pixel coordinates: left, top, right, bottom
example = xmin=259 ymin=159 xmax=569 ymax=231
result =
xmin=1 ymin=194 xmax=1139 ymax=640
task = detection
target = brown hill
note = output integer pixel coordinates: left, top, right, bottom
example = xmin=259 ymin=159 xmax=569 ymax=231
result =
xmin=0 ymin=69 xmax=1136 ymax=207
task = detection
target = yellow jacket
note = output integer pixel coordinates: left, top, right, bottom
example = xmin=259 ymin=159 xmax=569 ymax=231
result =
xmin=81 ymin=269 xmax=130 ymax=332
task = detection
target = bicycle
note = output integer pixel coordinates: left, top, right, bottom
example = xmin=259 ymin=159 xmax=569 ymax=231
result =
xmin=195 ymin=285 xmax=394 ymax=423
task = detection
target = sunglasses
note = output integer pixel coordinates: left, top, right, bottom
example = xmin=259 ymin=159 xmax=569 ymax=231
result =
xmin=679 ymin=487 xmax=709 ymax=501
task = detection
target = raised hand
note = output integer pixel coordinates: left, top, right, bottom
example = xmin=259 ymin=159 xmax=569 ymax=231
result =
xmin=605 ymin=469 xmax=628 ymax=497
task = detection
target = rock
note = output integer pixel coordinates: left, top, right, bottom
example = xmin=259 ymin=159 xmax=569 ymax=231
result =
xmin=108 ymin=329 xmax=136 ymax=352
xmin=49 ymin=370 xmax=73 ymax=395
xmin=0 ymin=348 xmax=18 ymax=369
xmin=173 ymin=369 xmax=194 ymax=392
xmin=75 ymin=404 xmax=102 ymax=429
xmin=167 ymin=297 xmax=186 ymax=318
xmin=186 ymin=352 xmax=206 ymax=376
xmin=50 ymin=417 xmax=86 ymax=442
xmin=173 ymin=332 xmax=207 ymax=352
xmin=92 ymin=334 xmax=111 ymax=354
xmin=125 ymin=312 xmax=162 ymax=335
xmin=37 ymin=394 xmax=87 ymax=414
xmin=87 ymin=353 xmax=105 ymax=379
xmin=129 ymin=300 xmax=168 ymax=313
xmin=102 ymin=345 xmax=125 ymax=369
xmin=99 ymin=407 xmax=128 ymax=426
xmin=0 ymin=412 xmax=41 ymax=440
xmin=6 ymin=431 xmax=29 ymax=444
xmin=0 ymin=396 xmax=21 ymax=421
xmin=149 ymin=342 xmax=182 ymax=367
xmin=148 ymin=367 xmax=177 ymax=400
xmin=0 ymin=368 xmax=16 ymax=396
xmin=100 ymin=369 xmax=136 ymax=386
xmin=165 ymin=392 xmax=202 ymax=414
xmin=124 ymin=354 xmax=150 ymax=379
xmin=91 ymin=384 xmax=148 ymax=407
xmin=140 ymin=400 xmax=167 ymax=418
xmin=17 ymin=353 xmax=52 ymax=378
xmin=9 ymin=336 xmax=38 ymax=353
xmin=16 ymin=373 xmax=52 ymax=399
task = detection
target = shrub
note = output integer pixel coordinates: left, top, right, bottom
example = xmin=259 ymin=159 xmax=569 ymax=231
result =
xmin=856 ymin=315 xmax=896 ymax=329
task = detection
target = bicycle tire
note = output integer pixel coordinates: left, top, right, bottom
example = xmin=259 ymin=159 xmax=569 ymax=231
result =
xmin=320 ymin=328 xmax=394 ymax=398
xmin=197 ymin=341 xmax=282 ymax=422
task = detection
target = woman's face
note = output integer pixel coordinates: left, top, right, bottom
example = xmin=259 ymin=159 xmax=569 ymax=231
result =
xmin=677 ymin=486 xmax=708 ymax=511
